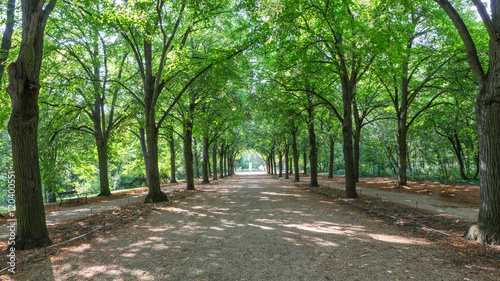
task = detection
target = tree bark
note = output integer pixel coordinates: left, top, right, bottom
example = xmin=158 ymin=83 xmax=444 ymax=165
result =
xmin=194 ymin=140 xmax=200 ymax=179
xmin=307 ymin=109 xmax=319 ymax=187
xmin=7 ymin=0 xmax=57 ymax=250
xmin=328 ymin=137 xmax=335 ymax=178
xmin=183 ymin=117 xmax=195 ymax=190
xmin=341 ymin=77 xmax=358 ymax=198
xmin=144 ymin=117 xmax=167 ymax=202
xmin=278 ymin=150 xmax=283 ymax=177
xmin=168 ymin=128 xmax=177 ymax=183
xmin=96 ymin=138 xmax=111 ymax=196
xmin=143 ymin=37 xmax=167 ymax=203
xmin=212 ymin=141 xmax=218 ymax=180
xmin=139 ymin=128 xmax=151 ymax=186
xmin=396 ymin=126 xmax=408 ymax=187
xmin=202 ymin=137 xmax=210 ymax=184
xmin=353 ymin=112 xmax=361 ymax=183
xmin=273 ymin=149 xmax=277 ymax=175
xmin=303 ymin=152 xmax=307 ymax=176
xmin=219 ymin=142 xmax=224 ymax=179
xmin=292 ymin=130 xmax=300 ymax=182
xmin=465 ymin=81 xmax=500 ymax=244
xmin=223 ymin=145 xmax=227 ymax=176
xmin=284 ymin=142 xmax=289 ymax=179
xmin=449 ymin=133 xmax=468 ymax=180
xmin=0 ymin=0 xmax=15 ymax=88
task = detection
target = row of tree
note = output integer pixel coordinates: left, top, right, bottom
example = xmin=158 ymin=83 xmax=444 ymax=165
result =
xmin=1 ymin=0 xmax=499 ymax=249
xmin=241 ymin=0 xmax=499 ymax=244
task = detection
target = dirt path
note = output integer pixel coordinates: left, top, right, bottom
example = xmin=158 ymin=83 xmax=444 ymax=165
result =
xmin=13 ymin=174 xmax=495 ymax=280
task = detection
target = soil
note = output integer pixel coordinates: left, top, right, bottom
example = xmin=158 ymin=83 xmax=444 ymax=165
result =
xmin=0 ymin=174 xmax=498 ymax=280
xmin=0 ymin=181 xmax=191 ymax=227
xmin=311 ymin=174 xmax=480 ymax=208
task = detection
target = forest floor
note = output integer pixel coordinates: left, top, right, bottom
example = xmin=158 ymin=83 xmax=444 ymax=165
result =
xmin=1 ymin=173 xmax=499 ymax=280
xmin=295 ymin=174 xmax=479 ymax=221
xmin=0 ymin=179 xmax=205 ymax=230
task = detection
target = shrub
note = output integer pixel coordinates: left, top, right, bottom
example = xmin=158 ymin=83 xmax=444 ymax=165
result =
xmin=116 ymin=174 xmax=147 ymax=190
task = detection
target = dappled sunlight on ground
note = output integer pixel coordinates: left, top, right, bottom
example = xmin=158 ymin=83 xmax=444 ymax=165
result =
xmin=8 ymin=174 xmax=495 ymax=281
xmin=368 ymin=234 xmax=431 ymax=245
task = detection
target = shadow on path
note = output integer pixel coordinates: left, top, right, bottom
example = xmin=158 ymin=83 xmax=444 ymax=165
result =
xmin=13 ymin=174 xmax=493 ymax=280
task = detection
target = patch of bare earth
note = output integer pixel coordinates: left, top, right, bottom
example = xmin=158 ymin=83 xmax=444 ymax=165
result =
xmin=309 ymin=174 xmax=480 ymax=207
xmin=1 ymin=175 xmax=499 ymax=280
xmin=0 ymin=181 xmax=192 ymax=227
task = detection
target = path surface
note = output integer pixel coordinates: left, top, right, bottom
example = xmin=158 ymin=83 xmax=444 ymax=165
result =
xmin=19 ymin=174 xmax=491 ymax=280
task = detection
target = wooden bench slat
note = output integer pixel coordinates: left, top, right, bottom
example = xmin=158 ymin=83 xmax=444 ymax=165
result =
xmin=57 ymin=191 xmax=88 ymax=206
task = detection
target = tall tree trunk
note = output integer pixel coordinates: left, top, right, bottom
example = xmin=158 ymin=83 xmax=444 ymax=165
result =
xmin=219 ymin=142 xmax=224 ymax=179
xmin=194 ymin=140 xmax=200 ymax=179
xmin=464 ymin=80 xmax=500 ymax=243
xmin=202 ymin=137 xmax=210 ymax=184
xmin=386 ymin=145 xmax=398 ymax=175
xmin=328 ymin=137 xmax=335 ymax=179
xmin=353 ymin=116 xmax=361 ymax=183
xmin=0 ymin=0 xmax=15 ymax=88
xmin=144 ymin=117 xmax=167 ymax=203
xmin=208 ymin=155 xmax=212 ymax=176
xmin=341 ymin=77 xmax=358 ymax=198
xmin=7 ymin=0 xmax=57 ymax=250
xmin=183 ymin=119 xmax=195 ymax=190
xmin=272 ymin=149 xmax=277 ymax=175
xmin=143 ymin=38 xmax=167 ymax=203
xmin=139 ymin=128 xmax=150 ymax=186
xmin=307 ymin=109 xmax=319 ymax=187
xmin=271 ymin=154 xmax=274 ymax=175
xmin=278 ymin=150 xmax=283 ymax=178
xmin=303 ymin=152 xmax=307 ymax=175
xmin=450 ymin=133 xmax=468 ymax=180
xmin=434 ymin=0 xmax=500 ymax=244
xmin=292 ymin=130 xmax=300 ymax=182
xmin=223 ymin=146 xmax=227 ymax=176
xmin=168 ymin=128 xmax=177 ymax=183
xmin=96 ymin=138 xmax=111 ymax=196
xmin=396 ymin=127 xmax=408 ymax=187
xmin=284 ymin=142 xmax=289 ymax=179
xmin=212 ymin=142 xmax=218 ymax=180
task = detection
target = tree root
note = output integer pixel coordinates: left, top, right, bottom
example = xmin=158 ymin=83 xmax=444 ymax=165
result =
xmin=464 ymin=223 xmax=500 ymax=245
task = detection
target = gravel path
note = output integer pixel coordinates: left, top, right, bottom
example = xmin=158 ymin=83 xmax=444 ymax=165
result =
xmin=19 ymin=174 xmax=492 ymax=280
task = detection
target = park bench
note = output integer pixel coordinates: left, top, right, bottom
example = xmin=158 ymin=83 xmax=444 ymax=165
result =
xmin=57 ymin=191 xmax=88 ymax=206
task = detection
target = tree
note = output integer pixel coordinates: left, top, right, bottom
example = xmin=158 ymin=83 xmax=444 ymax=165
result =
xmin=103 ymin=0 xmax=249 ymax=202
xmin=434 ymin=0 xmax=500 ymax=244
xmin=376 ymin=5 xmax=456 ymax=186
xmin=0 ymin=0 xmax=15 ymax=88
xmin=7 ymin=0 xmax=57 ymax=250
xmin=318 ymin=111 xmax=340 ymax=179
xmin=46 ymin=5 xmax=130 ymax=196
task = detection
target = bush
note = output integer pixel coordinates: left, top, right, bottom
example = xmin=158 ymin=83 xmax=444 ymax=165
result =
xmin=116 ymin=174 xmax=146 ymax=190
xmin=159 ymin=172 xmax=170 ymax=184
